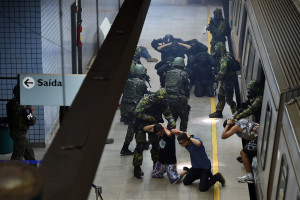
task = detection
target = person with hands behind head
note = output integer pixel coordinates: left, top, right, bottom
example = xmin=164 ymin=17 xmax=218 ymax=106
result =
xmin=133 ymin=88 xmax=176 ymax=179
xmin=221 ymin=118 xmax=259 ymax=183
xmin=176 ymin=131 xmax=225 ymax=192
xmin=143 ymin=123 xmax=186 ymax=184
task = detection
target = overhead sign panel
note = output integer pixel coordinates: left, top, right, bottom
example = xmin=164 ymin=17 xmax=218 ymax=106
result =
xmin=20 ymin=74 xmax=86 ymax=106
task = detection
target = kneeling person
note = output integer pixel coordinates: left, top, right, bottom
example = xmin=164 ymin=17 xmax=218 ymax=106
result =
xmin=144 ymin=123 xmax=186 ymax=183
xmin=176 ymin=131 xmax=225 ymax=191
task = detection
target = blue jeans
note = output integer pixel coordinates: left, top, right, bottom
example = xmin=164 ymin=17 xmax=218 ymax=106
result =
xmin=139 ymin=46 xmax=151 ymax=59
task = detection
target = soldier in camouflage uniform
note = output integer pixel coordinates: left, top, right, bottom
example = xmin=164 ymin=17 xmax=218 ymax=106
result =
xmin=120 ymin=64 xmax=150 ymax=155
xmin=232 ymin=80 xmax=263 ymax=163
xmin=234 ymin=80 xmax=263 ymax=122
xmin=6 ymin=85 xmax=36 ymax=160
xmin=206 ymin=8 xmax=230 ymax=55
xmin=165 ymin=57 xmax=190 ymax=131
xmin=209 ymin=42 xmax=237 ymax=118
xmin=133 ymin=88 xmax=176 ymax=178
xmin=121 ymin=46 xmax=152 ymax=123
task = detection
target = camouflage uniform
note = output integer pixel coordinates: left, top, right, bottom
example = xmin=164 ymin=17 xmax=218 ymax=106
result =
xmin=165 ymin=57 xmax=190 ymax=131
xmin=6 ymin=87 xmax=35 ymax=160
xmin=234 ymin=80 xmax=263 ymax=122
xmin=121 ymin=47 xmax=142 ymax=123
xmin=121 ymin=78 xmax=148 ymax=143
xmin=206 ymin=8 xmax=230 ymax=55
xmin=120 ymin=64 xmax=150 ymax=155
xmin=133 ymin=89 xmax=175 ymax=178
xmin=209 ymin=43 xmax=237 ymax=118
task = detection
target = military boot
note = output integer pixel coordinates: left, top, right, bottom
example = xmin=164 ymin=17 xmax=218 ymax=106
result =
xmin=209 ymin=111 xmax=223 ymax=118
xmin=134 ymin=166 xmax=144 ymax=178
xmin=120 ymin=143 xmax=134 ymax=156
xmin=216 ymin=172 xmax=226 ymax=187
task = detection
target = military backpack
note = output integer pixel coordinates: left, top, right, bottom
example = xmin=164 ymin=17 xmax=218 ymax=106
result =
xmin=122 ymin=78 xmax=145 ymax=104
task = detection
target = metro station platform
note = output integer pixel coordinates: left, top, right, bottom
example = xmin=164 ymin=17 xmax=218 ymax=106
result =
xmin=0 ymin=2 xmax=250 ymax=200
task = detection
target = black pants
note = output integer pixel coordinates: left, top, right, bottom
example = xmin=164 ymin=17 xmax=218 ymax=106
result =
xmin=183 ymin=167 xmax=217 ymax=192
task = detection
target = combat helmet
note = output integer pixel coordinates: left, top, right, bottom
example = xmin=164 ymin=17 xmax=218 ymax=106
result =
xmin=154 ymin=88 xmax=167 ymax=102
xmin=173 ymin=57 xmax=185 ymax=69
xmin=213 ymin=8 xmax=223 ymax=20
xmin=133 ymin=64 xmax=147 ymax=78
xmin=247 ymin=80 xmax=261 ymax=99
xmin=214 ymin=42 xmax=226 ymax=57
xmin=163 ymin=34 xmax=174 ymax=44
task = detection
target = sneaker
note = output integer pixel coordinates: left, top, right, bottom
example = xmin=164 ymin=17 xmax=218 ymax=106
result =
xmin=209 ymin=111 xmax=223 ymax=118
xmin=134 ymin=166 xmax=144 ymax=179
xmin=147 ymin=58 xmax=158 ymax=62
xmin=236 ymin=156 xmax=243 ymax=163
xmin=120 ymin=149 xmax=134 ymax=156
xmin=237 ymin=175 xmax=254 ymax=183
xmin=216 ymin=172 xmax=226 ymax=187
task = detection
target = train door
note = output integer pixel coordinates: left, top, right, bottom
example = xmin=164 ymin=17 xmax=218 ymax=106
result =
xmin=270 ymin=130 xmax=300 ymax=200
xmin=269 ymin=98 xmax=300 ymax=200
xmin=256 ymin=88 xmax=278 ymax=200
xmin=240 ymin=27 xmax=254 ymax=100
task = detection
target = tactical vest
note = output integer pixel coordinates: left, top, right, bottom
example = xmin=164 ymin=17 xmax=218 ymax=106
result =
xmin=122 ymin=78 xmax=145 ymax=104
xmin=220 ymin=54 xmax=237 ymax=80
xmin=165 ymin=69 xmax=186 ymax=96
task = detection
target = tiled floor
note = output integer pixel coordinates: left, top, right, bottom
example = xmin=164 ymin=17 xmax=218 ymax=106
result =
xmin=0 ymin=2 xmax=250 ymax=200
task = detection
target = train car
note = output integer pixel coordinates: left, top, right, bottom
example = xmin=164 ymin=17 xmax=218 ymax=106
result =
xmin=229 ymin=0 xmax=300 ymax=199
xmin=269 ymin=97 xmax=300 ymax=200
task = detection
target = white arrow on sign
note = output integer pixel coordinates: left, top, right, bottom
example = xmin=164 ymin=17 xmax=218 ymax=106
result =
xmin=22 ymin=77 xmax=35 ymax=89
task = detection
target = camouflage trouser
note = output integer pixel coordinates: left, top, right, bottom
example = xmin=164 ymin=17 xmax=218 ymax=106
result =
xmin=10 ymin=130 xmax=35 ymax=160
xmin=167 ymin=96 xmax=190 ymax=131
xmin=216 ymin=81 xmax=237 ymax=114
xmin=133 ymin=121 xmax=159 ymax=167
xmin=124 ymin=121 xmax=135 ymax=145
xmin=120 ymin=102 xmax=135 ymax=122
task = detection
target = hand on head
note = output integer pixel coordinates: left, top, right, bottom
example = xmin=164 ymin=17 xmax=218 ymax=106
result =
xmin=227 ymin=118 xmax=235 ymax=126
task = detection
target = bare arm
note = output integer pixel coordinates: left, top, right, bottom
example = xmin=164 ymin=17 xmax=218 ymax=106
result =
xmin=186 ymin=132 xmax=201 ymax=147
xmin=157 ymin=43 xmax=172 ymax=51
xmin=221 ymin=118 xmax=242 ymax=139
xmin=178 ymin=42 xmax=191 ymax=50
xmin=143 ymin=124 xmax=154 ymax=132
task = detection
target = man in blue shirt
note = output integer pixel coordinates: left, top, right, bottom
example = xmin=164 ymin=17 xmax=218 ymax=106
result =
xmin=176 ymin=131 xmax=225 ymax=191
